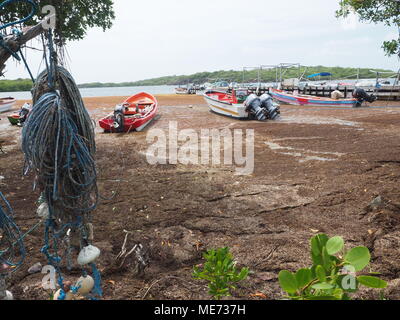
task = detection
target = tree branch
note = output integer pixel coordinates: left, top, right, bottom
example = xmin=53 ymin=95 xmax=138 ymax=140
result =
xmin=0 ymin=15 xmax=55 ymax=76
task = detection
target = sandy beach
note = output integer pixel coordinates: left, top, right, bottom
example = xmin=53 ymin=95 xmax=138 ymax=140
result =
xmin=14 ymin=94 xmax=206 ymax=109
xmin=1 ymin=94 xmax=400 ymax=300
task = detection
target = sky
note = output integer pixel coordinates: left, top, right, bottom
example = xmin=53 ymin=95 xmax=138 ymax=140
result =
xmin=4 ymin=0 xmax=400 ymax=83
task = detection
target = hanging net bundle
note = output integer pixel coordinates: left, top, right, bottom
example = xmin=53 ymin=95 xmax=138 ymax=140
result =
xmin=21 ymin=30 xmax=102 ymax=299
xmin=0 ymin=192 xmax=25 ymax=269
xmin=23 ymin=66 xmax=98 ymax=218
xmin=0 ymin=192 xmax=25 ymax=300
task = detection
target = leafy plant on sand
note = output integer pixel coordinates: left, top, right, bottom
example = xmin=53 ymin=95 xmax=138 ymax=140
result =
xmin=193 ymin=247 xmax=249 ymax=300
xmin=336 ymin=0 xmax=400 ymax=56
xmin=279 ymin=234 xmax=387 ymax=300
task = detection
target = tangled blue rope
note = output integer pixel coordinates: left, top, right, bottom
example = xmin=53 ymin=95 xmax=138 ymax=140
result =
xmin=21 ymin=30 xmax=101 ymax=299
xmin=0 ymin=0 xmax=37 ymax=31
xmin=0 ymin=0 xmax=37 ymax=80
xmin=0 ymin=192 xmax=25 ymax=270
xmin=0 ymin=0 xmax=37 ymax=60
xmin=22 ymin=90 xmax=98 ymax=215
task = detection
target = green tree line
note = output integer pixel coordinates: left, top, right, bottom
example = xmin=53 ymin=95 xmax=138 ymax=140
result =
xmin=0 ymin=79 xmax=34 ymax=92
xmin=78 ymin=66 xmax=396 ymax=87
xmin=1 ymin=66 xmax=396 ymax=92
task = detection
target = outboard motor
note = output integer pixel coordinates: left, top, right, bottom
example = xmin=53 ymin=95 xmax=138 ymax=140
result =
xmin=113 ymin=104 xmax=125 ymax=132
xmin=18 ymin=103 xmax=31 ymax=126
xmin=352 ymin=88 xmax=377 ymax=108
xmin=259 ymin=94 xmax=280 ymax=120
xmin=244 ymin=94 xmax=267 ymax=121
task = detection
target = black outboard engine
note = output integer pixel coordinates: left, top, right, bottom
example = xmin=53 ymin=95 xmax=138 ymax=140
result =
xmin=244 ymin=94 xmax=268 ymax=121
xmin=259 ymin=94 xmax=280 ymax=120
xmin=113 ymin=104 xmax=125 ymax=132
xmin=352 ymin=88 xmax=377 ymax=108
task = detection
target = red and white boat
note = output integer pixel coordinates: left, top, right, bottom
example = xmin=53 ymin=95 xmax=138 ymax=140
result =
xmin=203 ymin=89 xmax=280 ymax=121
xmin=270 ymin=89 xmax=357 ymax=108
xmin=203 ymin=90 xmax=249 ymax=119
xmin=99 ymin=92 xmax=158 ymax=133
xmin=0 ymin=97 xmax=16 ymax=113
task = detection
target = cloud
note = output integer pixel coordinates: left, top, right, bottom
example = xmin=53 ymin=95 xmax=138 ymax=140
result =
xmin=2 ymin=0 xmax=399 ymax=83
xmin=340 ymin=13 xmax=360 ymax=30
xmin=384 ymin=31 xmax=399 ymax=41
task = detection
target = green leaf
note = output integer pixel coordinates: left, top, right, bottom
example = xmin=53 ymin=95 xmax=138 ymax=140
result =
xmin=321 ymin=247 xmax=333 ymax=272
xmin=315 ymin=265 xmax=326 ymax=283
xmin=311 ymin=237 xmax=321 ymax=256
xmin=326 ymin=236 xmax=344 ymax=255
xmin=311 ymin=283 xmax=335 ymax=290
xmin=345 ymin=247 xmax=371 ymax=271
xmin=295 ymin=269 xmax=313 ymax=288
xmin=278 ymin=270 xmax=298 ymax=294
xmin=316 ymin=234 xmax=329 ymax=248
xmin=311 ymin=233 xmax=327 ymax=251
xmin=332 ymin=288 xmax=344 ymax=300
xmin=311 ymin=251 xmax=323 ymax=266
xmin=237 ymin=268 xmax=249 ymax=281
xmin=357 ymin=276 xmax=387 ymax=289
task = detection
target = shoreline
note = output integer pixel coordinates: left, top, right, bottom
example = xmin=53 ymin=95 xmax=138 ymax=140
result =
xmin=14 ymin=93 xmax=400 ymax=110
xmin=14 ymin=94 xmax=207 ymax=110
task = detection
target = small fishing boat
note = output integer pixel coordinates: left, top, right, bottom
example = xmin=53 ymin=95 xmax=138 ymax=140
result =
xmin=7 ymin=103 xmax=32 ymax=126
xmin=7 ymin=114 xmax=20 ymax=126
xmin=99 ymin=92 xmax=158 ymax=133
xmin=0 ymin=97 xmax=16 ymax=113
xmin=175 ymin=87 xmax=189 ymax=95
xmin=203 ymin=89 xmax=280 ymax=121
xmin=270 ymin=89 xmax=357 ymax=108
xmin=205 ymin=81 xmax=230 ymax=92
xmin=175 ymin=84 xmax=197 ymax=95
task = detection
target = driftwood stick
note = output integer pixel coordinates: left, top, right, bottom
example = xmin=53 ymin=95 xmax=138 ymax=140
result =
xmin=0 ymin=15 xmax=55 ymax=75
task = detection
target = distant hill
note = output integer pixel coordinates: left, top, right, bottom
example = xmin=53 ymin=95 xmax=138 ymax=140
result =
xmin=0 ymin=78 xmax=33 ymax=92
xmin=78 ymin=66 xmax=397 ymax=88
xmin=0 ymin=66 xmax=396 ymax=92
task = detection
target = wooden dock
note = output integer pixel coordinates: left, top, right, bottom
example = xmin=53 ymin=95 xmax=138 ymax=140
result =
xmin=280 ymin=85 xmax=400 ymax=101
xmin=183 ymin=83 xmax=400 ymax=101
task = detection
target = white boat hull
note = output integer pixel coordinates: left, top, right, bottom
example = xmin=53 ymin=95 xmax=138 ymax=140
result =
xmin=0 ymin=101 xmax=16 ymax=113
xmin=270 ymin=89 xmax=357 ymax=108
xmin=203 ymin=94 xmax=248 ymax=119
xmin=175 ymin=90 xmax=188 ymax=95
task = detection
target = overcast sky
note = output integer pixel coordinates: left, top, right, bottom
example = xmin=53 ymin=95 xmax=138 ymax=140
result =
xmin=4 ymin=0 xmax=400 ymax=83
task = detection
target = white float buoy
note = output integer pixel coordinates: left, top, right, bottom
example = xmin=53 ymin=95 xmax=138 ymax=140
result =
xmin=37 ymin=202 xmax=50 ymax=219
xmin=53 ymin=289 xmax=74 ymax=301
xmin=2 ymin=291 xmax=14 ymax=300
xmin=75 ymin=275 xmax=95 ymax=296
xmin=77 ymin=245 xmax=100 ymax=265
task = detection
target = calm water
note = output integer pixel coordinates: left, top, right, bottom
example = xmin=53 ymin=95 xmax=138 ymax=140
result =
xmin=0 ymin=85 xmax=176 ymax=100
xmin=1 ymin=79 xmax=397 ymax=100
